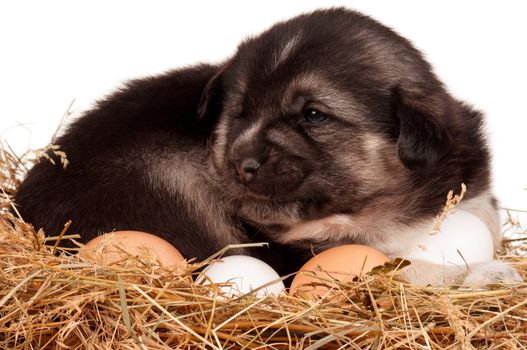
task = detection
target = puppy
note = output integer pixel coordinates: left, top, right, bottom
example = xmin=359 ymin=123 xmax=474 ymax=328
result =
xmin=15 ymin=8 xmax=521 ymax=286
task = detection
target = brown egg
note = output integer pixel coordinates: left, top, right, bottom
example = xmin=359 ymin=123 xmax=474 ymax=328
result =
xmin=80 ymin=230 xmax=185 ymax=267
xmin=290 ymin=244 xmax=389 ymax=297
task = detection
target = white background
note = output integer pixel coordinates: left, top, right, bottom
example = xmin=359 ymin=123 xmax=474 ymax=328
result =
xmin=1 ymin=0 xmax=526 ymax=212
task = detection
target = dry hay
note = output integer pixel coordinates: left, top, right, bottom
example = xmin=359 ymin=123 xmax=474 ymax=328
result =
xmin=1 ymin=142 xmax=527 ymax=350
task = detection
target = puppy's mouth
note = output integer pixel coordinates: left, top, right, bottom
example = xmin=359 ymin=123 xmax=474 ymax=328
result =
xmin=234 ymin=175 xmax=364 ymax=223
xmin=233 ymin=168 xmax=310 ymax=202
xmin=240 ymin=185 xmax=300 ymax=204
xmin=234 ymin=180 xmax=304 ymax=202
xmin=221 ymin=155 xmax=311 ymax=201
xmin=230 ymin=175 xmax=349 ymax=221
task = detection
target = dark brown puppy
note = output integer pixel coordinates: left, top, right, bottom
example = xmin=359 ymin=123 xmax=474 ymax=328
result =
xmin=15 ymin=8 xmax=520 ymax=286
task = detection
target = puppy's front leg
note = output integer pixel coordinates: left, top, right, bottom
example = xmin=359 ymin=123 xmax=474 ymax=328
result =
xmin=400 ymin=259 xmax=522 ymax=287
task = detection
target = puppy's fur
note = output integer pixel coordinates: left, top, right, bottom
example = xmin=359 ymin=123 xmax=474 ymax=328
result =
xmin=15 ymin=8 xmax=521 ymax=286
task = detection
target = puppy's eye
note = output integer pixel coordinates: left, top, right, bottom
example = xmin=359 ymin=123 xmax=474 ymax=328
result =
xmin=304 ymin=108 xmax=328 ymax=123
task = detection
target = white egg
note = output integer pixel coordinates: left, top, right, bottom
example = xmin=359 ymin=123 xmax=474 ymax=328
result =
xmin=404 ymin=209 xmax=494 ymax=266
xmin=197 ymin=255 xmax=285 ymax=297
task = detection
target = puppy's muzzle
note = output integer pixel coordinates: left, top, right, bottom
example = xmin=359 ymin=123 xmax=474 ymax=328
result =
xmin=235 ymin=158 xmax=261 ymax=185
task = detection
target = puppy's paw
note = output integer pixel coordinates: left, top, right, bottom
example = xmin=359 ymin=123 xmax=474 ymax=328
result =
xmin=462 ymin=260 xmax=523 ymax=287
xmin=399 ymin=259 xmax=522 ymax=288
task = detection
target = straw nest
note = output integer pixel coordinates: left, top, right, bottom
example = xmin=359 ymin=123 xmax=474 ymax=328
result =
xmin=1 ymin=143 xmax=526 ymax=350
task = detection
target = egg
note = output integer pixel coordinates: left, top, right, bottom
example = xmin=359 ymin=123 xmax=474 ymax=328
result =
xmin=80 ymin=230 xmax=185 ymax=267
xmin=403 ymin=209 xmax=494 ymax=265
xmin=196 ymin=255 xmax=285 ymax=297
xmin=290 ymin=245 xmax=389 ymax=297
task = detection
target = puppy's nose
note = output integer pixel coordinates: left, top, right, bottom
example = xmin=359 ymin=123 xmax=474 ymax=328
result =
xmin=235 ymin=158 xmax=261 ymax=185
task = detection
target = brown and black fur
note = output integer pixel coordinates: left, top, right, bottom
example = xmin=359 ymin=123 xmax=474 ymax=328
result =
xmin=15 ymin=8 xmax=520 ymax=285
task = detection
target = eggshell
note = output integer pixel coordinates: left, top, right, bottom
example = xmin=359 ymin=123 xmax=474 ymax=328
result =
xmin=80 ymin=230 xmax=185 ymax=267
xmin=403 ymin=209 xmax=494 ymax=265
xmin=197 ymin=255 xmax=285 ymax=297
xmin=290 ymin=244 xmax=389 ymax=297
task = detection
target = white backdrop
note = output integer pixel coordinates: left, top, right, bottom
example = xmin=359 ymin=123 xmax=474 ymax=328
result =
xmin=1 ymin=0 xmax=526 ymax=211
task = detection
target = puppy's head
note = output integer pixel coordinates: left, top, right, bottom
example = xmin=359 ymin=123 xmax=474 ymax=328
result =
xmin=199 ymin=8 xmax=463 ymax=229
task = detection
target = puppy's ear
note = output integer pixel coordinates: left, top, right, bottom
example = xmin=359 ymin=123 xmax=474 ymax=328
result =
xmin=197 ymin=67 xmax=225 ymax=122
xmin=392 ymin=83 xmax=456 ymax=170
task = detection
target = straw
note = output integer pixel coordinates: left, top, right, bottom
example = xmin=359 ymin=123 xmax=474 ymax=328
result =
xmin=1 ymin=142 xmax=526 ymax=349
